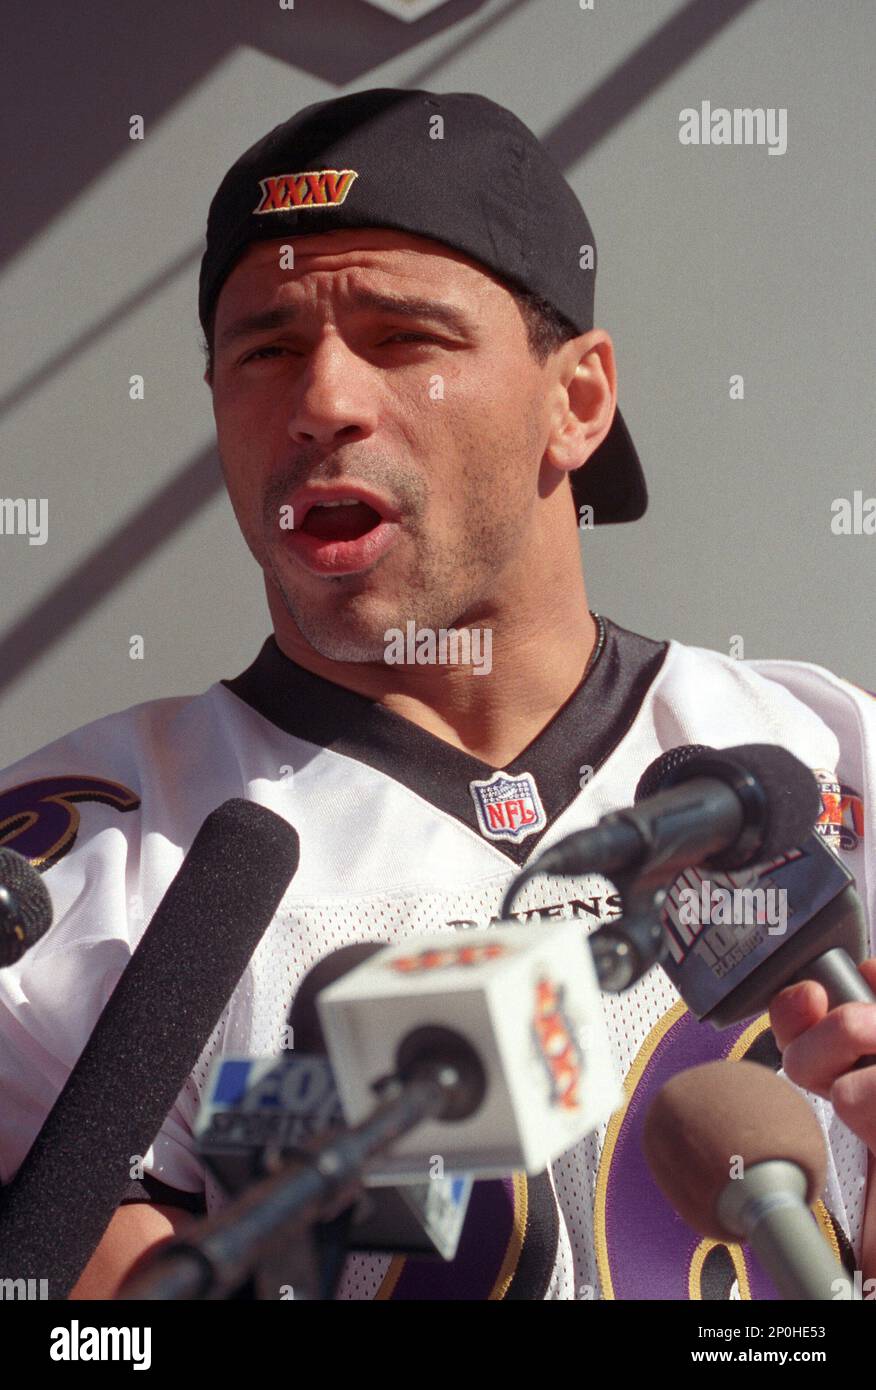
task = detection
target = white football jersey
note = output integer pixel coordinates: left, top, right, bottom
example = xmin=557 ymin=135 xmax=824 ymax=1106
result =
xmin=0 ymin=615 xmax=872 ymax=1300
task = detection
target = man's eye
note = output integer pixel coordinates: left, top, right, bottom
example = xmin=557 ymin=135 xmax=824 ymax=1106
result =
xmin=242 ymin=334 xmax=436 ymax=363
xmin=243 ymin=345 xmax=288 ymax=362
xmin=381 ymin=333 xmax=436 ymax=345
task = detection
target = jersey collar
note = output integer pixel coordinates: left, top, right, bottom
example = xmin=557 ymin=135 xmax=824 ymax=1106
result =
xmin=222 ymin=614 xmax=668 ymax=866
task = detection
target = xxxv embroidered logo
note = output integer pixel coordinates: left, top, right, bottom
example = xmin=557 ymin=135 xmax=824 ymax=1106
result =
xmin=253 ymin=169 xmax=359 ymax=215
xmin=532 ymin=977 xmax=582 ymax=1112
xmin=390 ymin=942 xmax=509 ymax=974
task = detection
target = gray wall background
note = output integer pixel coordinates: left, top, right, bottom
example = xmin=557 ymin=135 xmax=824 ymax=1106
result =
xmin=1 ymin=0 xmax=873 ymax=770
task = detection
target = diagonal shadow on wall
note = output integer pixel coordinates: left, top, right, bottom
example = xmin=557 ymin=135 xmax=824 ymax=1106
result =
xmin=544 ymin=0 xmax=761 ymax=168
xmin=1 ymin=0 xmax=761 ymax=701
xmin=0 ymin=0 xmax=759 ymax=428
xmin=0 ymin=448 xmax=221 ymax=702
xmin=0 ymin=0 xmax=489 ymax=272
xmin=0 ymin=248 xmax=201 ymax=422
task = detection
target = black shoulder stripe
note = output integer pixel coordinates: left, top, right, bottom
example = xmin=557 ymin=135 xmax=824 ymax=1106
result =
xmin=503 ymin=1169 xmax=561 ymax=1300
xmin=117 ymin=1173 xmax=206 ymax=1216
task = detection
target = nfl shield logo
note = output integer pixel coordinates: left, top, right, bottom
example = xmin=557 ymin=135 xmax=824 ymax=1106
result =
xmin=469 ymin=770 xmax=546 ymax=844
xmin=361 ymin=0 xmax=452 ymax=18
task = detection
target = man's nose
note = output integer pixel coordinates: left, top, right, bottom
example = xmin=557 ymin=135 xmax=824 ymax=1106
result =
xmin=287 ymin=337 xmax=378 ymax=448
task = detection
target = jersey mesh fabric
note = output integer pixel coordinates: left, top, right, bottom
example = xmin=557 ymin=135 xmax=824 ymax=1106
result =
xmin=0 ymin=624 xmax=872 ymax=1299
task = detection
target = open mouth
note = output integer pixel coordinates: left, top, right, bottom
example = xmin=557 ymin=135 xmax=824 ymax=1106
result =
xmin=299 ymin=499 xmax=384 ymax=542
xmin=283 ymin=488 xmax=402 ymax=576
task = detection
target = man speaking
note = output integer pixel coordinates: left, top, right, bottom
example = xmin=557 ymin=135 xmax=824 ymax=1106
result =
xmin=0 ymin=89 xmax=873 ymax=1299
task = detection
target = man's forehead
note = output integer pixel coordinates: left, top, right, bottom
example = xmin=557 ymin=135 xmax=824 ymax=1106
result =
xmin=220 ymin=229 xmax=498 ymax=300
xmin=242 ymin=226 xmax=473 ymax=262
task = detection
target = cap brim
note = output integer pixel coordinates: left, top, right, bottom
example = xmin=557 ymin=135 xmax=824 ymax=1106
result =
xmin=570 ymin=405 xmax=648 ymax=525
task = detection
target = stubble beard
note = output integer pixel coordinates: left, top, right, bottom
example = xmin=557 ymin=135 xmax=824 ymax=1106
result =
xmin=264 ymin=527 xmax=469 ymax=665
xmin=256 ymin=440 xmax=537 ymax=666
xmin=265 ymin=496 xmax=531 ymax=667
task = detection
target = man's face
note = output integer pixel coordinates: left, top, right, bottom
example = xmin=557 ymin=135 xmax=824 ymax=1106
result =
xmin=208 ymin=228 xmax=575 ymax=664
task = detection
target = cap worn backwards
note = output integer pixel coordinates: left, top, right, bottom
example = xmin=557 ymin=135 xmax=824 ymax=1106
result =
xmin=199 ymin=88 xmax=647 ymax=525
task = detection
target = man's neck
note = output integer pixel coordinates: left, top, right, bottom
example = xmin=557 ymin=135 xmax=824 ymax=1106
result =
xmin=269 ymin=602 xmax=599 ymax=769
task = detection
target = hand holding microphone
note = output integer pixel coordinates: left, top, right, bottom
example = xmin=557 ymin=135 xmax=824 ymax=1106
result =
xmin=640 ymin=748 xmax=876 ymax=1110
xmin=520 ymin=738 xmax=876 ymax=1179
xmin=770 ymin=962 xmax=876 ymax=1155
xmin=515 ymin=742 xmax=874 ymax=1030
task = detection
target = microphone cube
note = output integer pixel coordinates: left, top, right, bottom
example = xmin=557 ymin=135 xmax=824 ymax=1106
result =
xmin=317 ymin=921 xmax=621 ymax=1181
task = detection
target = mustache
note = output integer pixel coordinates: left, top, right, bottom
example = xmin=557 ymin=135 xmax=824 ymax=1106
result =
xmin=261 ymin=453 xmax=427 ymax=526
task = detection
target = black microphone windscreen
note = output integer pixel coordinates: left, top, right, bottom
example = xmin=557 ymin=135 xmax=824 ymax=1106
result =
xmin=634 ymin=744 xmax=711 ymax=802
xmin=0 ymin=798 xmax=300 ymax=1296
xmin=289 ymin=941 xmax=387 ymax=1052
xmin=635 ymin=743 xmax=821 ymax=863
xmin=0 ymin=847 xmax=53 ymax=966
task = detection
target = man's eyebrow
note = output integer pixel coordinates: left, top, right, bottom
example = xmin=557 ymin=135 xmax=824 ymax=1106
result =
xmin=347 ymin=290 xmax=474 ymax=336
xmin=218 ymin=306 xmax=302 ymax=349
xmin=218 ymin=290 xmax=474 ymax=349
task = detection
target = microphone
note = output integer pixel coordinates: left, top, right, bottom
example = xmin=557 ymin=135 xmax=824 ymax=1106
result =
xmin=530 ymin=744 xmax=820 ymax=883
xmin=195 ymin=942 xmax=474 ymax=1263
xmin=124 ymin=941 xmax=489 ymax=1300
xmin=0 ymin=798 xmax=300 ymax=1298
xmin=641 ymin=1059 xmax=859 ymax=1300
xmin=317 ymin=920 xmax=621 ymax=1183
xmin=502 ymin=742 xmax=822 ymax=996
xmin=124 ymin=920 xmax=616 ymax=1300
xmin=0 ymin=847 xmax=53 ymax=966
xmin=636 ymin=747 xmax=875 ymax=1043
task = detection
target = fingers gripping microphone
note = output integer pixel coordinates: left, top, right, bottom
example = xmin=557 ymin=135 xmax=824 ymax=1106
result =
xmin=0 ymin=799 xmax=300 ymax=1298
xmin=0 ymin=847 xmax=53 ymax=966
xmin=642 ymin=1060 xmax=858 ymax=1300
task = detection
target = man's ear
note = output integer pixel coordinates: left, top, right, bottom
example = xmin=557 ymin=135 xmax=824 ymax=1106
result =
xmin=544 ymin=330 xmax=617 ymax=475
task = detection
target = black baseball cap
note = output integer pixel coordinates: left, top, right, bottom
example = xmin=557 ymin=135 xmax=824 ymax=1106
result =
xmin=199 ymin=88 xmax=647 ymax=525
